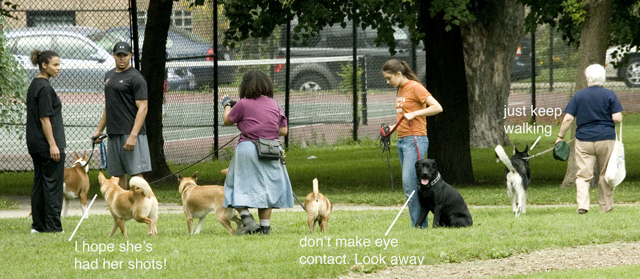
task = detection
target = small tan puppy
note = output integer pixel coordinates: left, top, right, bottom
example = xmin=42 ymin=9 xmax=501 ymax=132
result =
xmin=62 ymin=151 xmax=91 ymax=218
xmin=178 ymin=172 xmax=242 ymax=235
xmin=304 ymin=178 xmax=333 ymax=233
xmin=98 ymin=172 xmax=158 ymax=237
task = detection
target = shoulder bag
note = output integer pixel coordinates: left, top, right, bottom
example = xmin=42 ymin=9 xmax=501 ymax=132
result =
xmin=254 ymin=138 xmax=282 ymax=160
xmin=604 ymin=121 xmax=625 ymax=187
xmin=253 ymin=105 xmax=284 ymax=160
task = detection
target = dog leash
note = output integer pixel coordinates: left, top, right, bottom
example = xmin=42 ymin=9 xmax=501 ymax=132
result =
xmin=99 ymin=141 xmax=107 ymax=168
xmin=379 ymin=117 xmax=405 ymax=192
xmin=408 ymin=120 xmax=421 ymax=160
xmin=523 ymin=138 xmax=575 ymax=160
xmin=83 ymin=134 xmax=108 ymax=168
xmin=148 ymin=133 xmax=242 ymax=185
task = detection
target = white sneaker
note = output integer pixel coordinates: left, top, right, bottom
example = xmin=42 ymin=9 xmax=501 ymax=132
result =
xmin=30 ymin=229 xmax=40 ymax=234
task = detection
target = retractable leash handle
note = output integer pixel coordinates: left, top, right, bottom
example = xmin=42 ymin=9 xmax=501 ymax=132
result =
xmin=379 ymin=118 xmax=404 ymax=137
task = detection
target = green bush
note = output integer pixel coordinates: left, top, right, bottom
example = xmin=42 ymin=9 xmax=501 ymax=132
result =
xmin=0 ymin=16 xmax=28 ymax=136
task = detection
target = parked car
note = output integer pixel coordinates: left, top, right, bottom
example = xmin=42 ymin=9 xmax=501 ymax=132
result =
xmin=511 ymin=34 xmax=540 ymax=81
xmin=273 ymin=22 xmax=426 ymax=91
xmin=605 ymin=45 xmax=640 ymax=87
xmin=273 ymin=22 xmax=538 ymax=91
xmin=6 ymin=26 xmax=114 ymax=93
xmin=5 ymin=26 xmax=195 ymax=92
xmin=100 ymin=26 xmax=237 ymax=87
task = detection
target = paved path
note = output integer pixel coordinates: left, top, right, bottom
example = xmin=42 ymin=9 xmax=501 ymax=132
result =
xmin=0 ymin=195 xmax=397 ymax=218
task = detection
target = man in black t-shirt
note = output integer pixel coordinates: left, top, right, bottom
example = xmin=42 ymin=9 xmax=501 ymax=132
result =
xmin=92 ymin=42 xmax=151 ymax=189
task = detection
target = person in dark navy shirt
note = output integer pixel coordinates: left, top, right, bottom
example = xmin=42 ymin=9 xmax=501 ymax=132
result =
xmin=26 ymin=49 xmax=65 ymax=233
xmin=556 ymin=64 xmax=623 ymax=214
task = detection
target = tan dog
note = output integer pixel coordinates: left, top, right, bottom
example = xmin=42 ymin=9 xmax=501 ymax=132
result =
xmin=98 ymin=172 xmax=158 ymax=237
xmin=304 ymin=178 xmax=333 ymax=233
xmin=62 ymin=151 xmax=91 ymax=218
xmin=178 ymin=172 xmax=242 ymax=235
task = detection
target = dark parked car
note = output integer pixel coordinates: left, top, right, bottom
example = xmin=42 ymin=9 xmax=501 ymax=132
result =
xmin=100 ymin=26 xmax=237 ymax=88
xmin=273 ymin=22 xmax=426 ymax=91
xmin=274 ymin=22 xmax=538 ymax=91
xmin=511 ymin=34 xmax=540 ymax=81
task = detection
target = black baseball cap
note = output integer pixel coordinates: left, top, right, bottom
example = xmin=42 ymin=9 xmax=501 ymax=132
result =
xmin=113 ymin=42 xmax=131 ymax=55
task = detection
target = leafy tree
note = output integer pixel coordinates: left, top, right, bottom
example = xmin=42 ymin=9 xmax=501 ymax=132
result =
xmin=1 ymin=1 xmax=18 ymax=19
xmin=0 ymin=15 xmax=28 ymax=136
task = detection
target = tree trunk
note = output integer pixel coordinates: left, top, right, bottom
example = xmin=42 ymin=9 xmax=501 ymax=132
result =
xmin=462 ymin=0 xmax=524 ymax=148
xmin=419 ymin=1 xmax=474 ymax=184
xmin=561 ymin=0 xmax=613 ymax=187
xmin=141 ymin=0 xmax=173 ymax=183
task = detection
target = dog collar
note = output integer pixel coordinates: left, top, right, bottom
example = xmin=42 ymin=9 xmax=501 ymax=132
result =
xmin=430 ymin=173 xmax=442 ymax=186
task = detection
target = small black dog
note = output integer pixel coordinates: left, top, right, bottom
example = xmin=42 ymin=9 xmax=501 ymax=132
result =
xmin=415 ymin=159 xmax=473 ymax=228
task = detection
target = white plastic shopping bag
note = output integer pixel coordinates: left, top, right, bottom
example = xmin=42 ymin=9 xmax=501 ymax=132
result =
xmin=605 ymin=122 xmax=625 ymax=187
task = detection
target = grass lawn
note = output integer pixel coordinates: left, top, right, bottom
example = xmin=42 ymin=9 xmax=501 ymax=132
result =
xmin=0 ymin=114 xmax=638 ymax=278
xmin=3 ymin=205 xmax=640 ymax=278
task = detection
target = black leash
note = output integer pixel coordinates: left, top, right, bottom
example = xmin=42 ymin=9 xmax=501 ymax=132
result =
xmin=148 ymin=134 xmax=241 ymax=185
xmin=144 ymin=133 xmax=307 ymax=210
xmin=294 ymin=193 xmax=306 ymax=211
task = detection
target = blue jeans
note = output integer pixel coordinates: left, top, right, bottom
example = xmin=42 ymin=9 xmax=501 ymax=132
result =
xmin=397 ymin=135 xmax=429 ymax=228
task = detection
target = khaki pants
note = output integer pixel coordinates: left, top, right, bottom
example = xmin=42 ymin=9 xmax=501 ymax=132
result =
xmin=575 ymin=139 xmax=616 ymax=212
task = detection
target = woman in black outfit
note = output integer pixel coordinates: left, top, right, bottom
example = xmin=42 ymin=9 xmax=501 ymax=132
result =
xmin=26 ymin=50 xmax=66 ymax=233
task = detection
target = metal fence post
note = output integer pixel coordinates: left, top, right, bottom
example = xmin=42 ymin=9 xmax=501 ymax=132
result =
xmin=360 ymin=56 xmax=367 ymax=126
xmin=352 ymin=15 xmax=358 ymax=141
xmin=213 ymin=0 xmax=219 ymax=158
xmin=530 ymin=30 xmax=536 ymax=124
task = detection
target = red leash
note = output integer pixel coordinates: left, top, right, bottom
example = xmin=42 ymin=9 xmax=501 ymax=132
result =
xmin=408 ymin=120 xmax=421 ymax=160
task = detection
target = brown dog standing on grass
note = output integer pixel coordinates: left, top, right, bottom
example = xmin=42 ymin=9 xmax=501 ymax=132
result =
xmin=98 ymin=172 xmax=158 ymax=237
xmin=177 ymin=172 xmax=242 ymax=235
xmin=304 ymin=178 xmax=332 ymax=233
xmin=62 ymin=151 xmax=91 ymax=218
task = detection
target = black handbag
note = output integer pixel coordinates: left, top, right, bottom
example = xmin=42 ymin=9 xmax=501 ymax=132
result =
xmin=253 ymin=138 xmax=282 ymax=160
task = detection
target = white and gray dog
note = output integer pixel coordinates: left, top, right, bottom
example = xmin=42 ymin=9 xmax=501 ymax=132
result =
xmin=495 ymin=145 xmax=531 ymax=217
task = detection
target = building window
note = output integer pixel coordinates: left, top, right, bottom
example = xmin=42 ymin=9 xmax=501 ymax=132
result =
xmin=171 ymin=10 xmax=192 ymax=31
xmin=26 ymin=11 xmax=75 ymax=27
xmin=137 ymin=10 xmax=147 ymax=26
xmin=137 ymin=10 xmax=192 ymax=31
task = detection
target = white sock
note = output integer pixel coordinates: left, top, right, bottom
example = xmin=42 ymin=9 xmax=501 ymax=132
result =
xmin=240 ymin=209 xmax=251 ymax=216
xmin=260 ymin=219 xmax=270 ymax=227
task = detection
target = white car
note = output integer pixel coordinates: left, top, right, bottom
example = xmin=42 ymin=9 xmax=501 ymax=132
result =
xmin=6 ymin=26 xmax=115 ymax=93
xmin=605 ymin=45 xmax=640 ymax=87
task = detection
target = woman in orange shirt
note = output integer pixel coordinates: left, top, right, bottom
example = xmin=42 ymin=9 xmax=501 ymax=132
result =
xmin=382 ymin=59 xmax=443 ymax=228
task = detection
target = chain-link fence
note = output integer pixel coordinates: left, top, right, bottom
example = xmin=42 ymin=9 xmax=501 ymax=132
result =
xmin=1 ymin=1 xmax=639 ymax=171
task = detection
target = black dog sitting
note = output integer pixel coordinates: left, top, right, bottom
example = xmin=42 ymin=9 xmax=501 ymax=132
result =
xmin=415 ymin=159 xmax=473 ymax=228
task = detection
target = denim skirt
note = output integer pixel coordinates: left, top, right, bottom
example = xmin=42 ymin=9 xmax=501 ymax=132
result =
xmin=223 ymin=141 xmax=294 ymax=208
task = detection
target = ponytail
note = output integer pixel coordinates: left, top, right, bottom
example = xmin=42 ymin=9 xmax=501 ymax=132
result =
xmin=382 ymin=59 xmax=419 ymax=82
xmin=29 ymin=49 xmax=59 ymax=72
